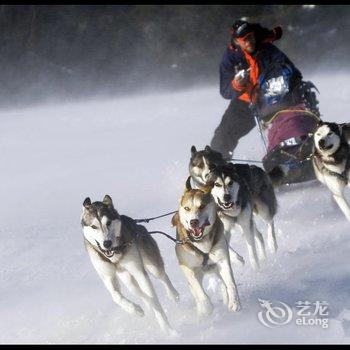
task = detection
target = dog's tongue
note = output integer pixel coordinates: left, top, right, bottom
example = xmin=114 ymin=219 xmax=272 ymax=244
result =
xmin=105 ymin=250 xmax=113 ymax=257
xmin=193 ymin=227 xmax=203 ymax=237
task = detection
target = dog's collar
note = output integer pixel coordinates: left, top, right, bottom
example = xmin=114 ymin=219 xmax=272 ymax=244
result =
xmin=96 ymin=240 xmax=132 ymax=255
xmin=86 ymin=238 xmax=132 ymax=262
xmin=188 ymin=176 xmax=213 ymax=193
xmin=183 ymin=232 xmax=210 ymax=267
xmin=189 ymin=175 xmax=207 ymax=190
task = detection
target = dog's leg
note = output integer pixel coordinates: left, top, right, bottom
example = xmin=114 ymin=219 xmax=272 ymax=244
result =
xmin=209 ymin=246 xmax=241 ymax=312
xmin=254 ymin=227 xmax=267 ymax=262
xmin=145 ymin=264 xmax=180 ymax=303
xmin=333 ymin=193 xmax=350 ymax=221
xmin=99 ymin=273 xmax=145 ymax=317
xmin=86 ymin=249 xmax=144 ymax=317
xmin=220 ymin=279 xmax=229 ymax=306
xmin=226 ymin=228 xmax=245 ymax=267
xmin=266 ymin=220 xmax=278 ymax=253
xmin=180 ymin=265 xmax=213 ymax=316
xmin=258 ymin=211 xmax=278 ymax=254
xmin=228 ymin=246 xmax=245 ymax=267
xmin=325 ymin=178 xmax=350 ymax=221
xmin=237 ymin=212 xmax=260 ymax=270
xmin=139 ymin=236 xmax=180 ymax=303
xmin=214 ymin=269 xmax=228 ymax=306
xmin=117 ymin=270 xmax=150 ymax=313
xmin=159 ymin=273 xmax=180 ymax=304
xmin=125 ymin=261 xmax=174 ymax=334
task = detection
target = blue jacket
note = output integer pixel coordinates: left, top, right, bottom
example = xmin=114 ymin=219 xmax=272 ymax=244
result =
xmin=220 ymin=43 xmax=303 ymax=102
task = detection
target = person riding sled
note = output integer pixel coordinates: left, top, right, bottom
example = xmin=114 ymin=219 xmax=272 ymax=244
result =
xmin=210 ymin=20 xmax=320 ymax=185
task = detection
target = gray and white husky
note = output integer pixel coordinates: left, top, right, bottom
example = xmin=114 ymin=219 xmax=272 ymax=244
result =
xmin=81 ymin=195 xmax=179 ymax=334
xmin=210 ymin=163 xmax=277 ymax=270
xmin=188 ymin=145 xmax=278 ymax=264
xmin=313 ymin=121 xmax=350 ymax=221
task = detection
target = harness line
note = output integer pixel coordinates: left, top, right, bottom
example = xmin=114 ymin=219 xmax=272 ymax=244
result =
xmin=134 ymin=210 xmax=178 ymax=224
xmin=229 ymin=158 xmax=263 ymax=164
xmin=146 ymin=230 xmax=187 ymax=245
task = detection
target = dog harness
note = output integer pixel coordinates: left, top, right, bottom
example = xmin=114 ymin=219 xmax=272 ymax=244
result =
xmin=313 ymin=152 xmax=349 ymax=184
xmin=187 ymin=241 xmax=210 ymax=267
xmin=85 ymin=238 xmax=132 ymax=263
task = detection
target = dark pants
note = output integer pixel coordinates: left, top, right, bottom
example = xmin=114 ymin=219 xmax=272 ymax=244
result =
xmin=210 ymin=99 xmax=256 ymax=158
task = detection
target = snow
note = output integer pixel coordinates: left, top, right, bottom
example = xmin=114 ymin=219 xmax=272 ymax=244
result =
xmin=1 ymin=71 xmax=350 ymax=344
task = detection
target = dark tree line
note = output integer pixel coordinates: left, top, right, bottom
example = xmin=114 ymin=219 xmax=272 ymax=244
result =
xmin=0 ymin=5 xmax=349 ymax=108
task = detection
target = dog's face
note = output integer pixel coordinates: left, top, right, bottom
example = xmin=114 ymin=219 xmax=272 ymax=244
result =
xmin=81 ymin=195 xmax=122 ymax=258
xmin=178 ymin=189 xmax=216 ymax=241
xmin=314 ymin=122 xmax=342 ymax=156
xmin=211 ymin=165 xmax=241 ymax=213
xmin=189 ymin=145 xmax=226 ymax=185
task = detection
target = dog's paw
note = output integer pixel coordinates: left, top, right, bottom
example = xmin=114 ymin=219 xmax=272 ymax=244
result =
xmin=250 ymin=259 xmax=260 ymax=271
xmin=172 ymin=292 xmax=180 ymax=303
xmin=234 ymin=254 xmax=245 ymax=267
xmin=197 ymin=299 xmax=213 ymax=316
xmin=166 ymin=328 xmax=179 ymax=337
xmin=228 ymin=299 xmax=241 ymax=312
xmin=229 ymin=247 xmax=245 ymax=267
xmin=167 ymin=289 xmax=180 ymax=303
xmin=268 ymin=241 xmax=278 ymax=254
xmin=133 ymin=304 xmax=145 ymax=317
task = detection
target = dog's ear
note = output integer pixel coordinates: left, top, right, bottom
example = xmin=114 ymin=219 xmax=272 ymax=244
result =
xmin=202 ymin=190 xmax=213 ymax=203
xmin=202 ymin=184 xmax=213 ymax=193
xmin=340 ymin=122 xmax=350 ymax=142
xmin=191 ymin=145 xmax=197 ymax=156
xmin=205 ymin=145 xmax=212 ymax=152
xmin=185 ymin=176 xmax=192 ymax=191
xmin=226 ymin=162 xmax=237 ymax=173
xmin=316 ymin=118 xmax=324 ymax=128
xmin=103 ymin=194 xmax=113 ymax=207
xmin=171 ymin=212 xmax=179 ymax=227
xmin=83 ymin=197 xmax=91 ymax=209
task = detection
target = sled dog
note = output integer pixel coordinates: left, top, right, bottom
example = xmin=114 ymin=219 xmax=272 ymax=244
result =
xmin=188 ymin=145 xmax=226 ymax=190
xmin=81 ymin=195 xmax=179 ymax=334
xmin=210 ymin=163 xmax=273 ymax=270
xmin=188 ymin=145 xmax=278 ymax=257
xmin=172 ymin=188 xmax=241 ymax=315
xmin=313 ymin=121 xmax=350 ymax=221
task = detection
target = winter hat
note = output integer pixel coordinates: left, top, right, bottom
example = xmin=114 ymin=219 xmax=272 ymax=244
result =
xmin=230 ymin=20 xmax=254 ymax=38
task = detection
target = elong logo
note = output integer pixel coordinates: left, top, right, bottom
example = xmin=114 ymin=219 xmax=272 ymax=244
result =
xmin=258 ymin=298 xmax=293 ymax=328
xmin=257 ymin=299 xmax=329 ymax=329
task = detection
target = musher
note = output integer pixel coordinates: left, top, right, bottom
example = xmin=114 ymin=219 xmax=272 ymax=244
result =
xmin=210 ymin=19 xmax=320 ymax=184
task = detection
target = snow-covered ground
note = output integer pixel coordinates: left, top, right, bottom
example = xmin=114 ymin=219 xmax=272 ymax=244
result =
xmin=1 ymin=71 xmax=350 ymax=344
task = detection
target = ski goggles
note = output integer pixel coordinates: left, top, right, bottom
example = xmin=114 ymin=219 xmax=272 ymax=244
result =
xmin=234 ymin=31 xmax=255 ymax=45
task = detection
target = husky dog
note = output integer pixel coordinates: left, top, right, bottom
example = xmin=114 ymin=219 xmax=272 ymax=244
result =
xmin=230 ymin=163 xmax=278 ymax=255
xmin=188 ymin=145 xmax=244 ymax=267
xmin=313 ymin=121 xmax=350 ymax=221
xmin=188 ymin=145 xmax=278 ymax=257
xmin=188 ymin=145 xmax=226 ymax=190
xmin=172 ymin=188 xmax=241 ymax=315
xmin=210 ymin=163 xmax=273 ymax=270
xmin=81 ymin=195 xmax=179 ymax=334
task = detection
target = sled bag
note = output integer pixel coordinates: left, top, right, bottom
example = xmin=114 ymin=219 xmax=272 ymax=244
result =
xmin=266 ymin=106 xmax=318 ymax=152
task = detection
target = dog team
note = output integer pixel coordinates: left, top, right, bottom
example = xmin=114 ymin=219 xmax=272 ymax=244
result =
xmin=81 ymin=120 xmax=350 ymax=333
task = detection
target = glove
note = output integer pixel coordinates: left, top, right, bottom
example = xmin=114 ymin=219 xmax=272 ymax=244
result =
xmin=232 ymin=69 xmax=251 ymax=91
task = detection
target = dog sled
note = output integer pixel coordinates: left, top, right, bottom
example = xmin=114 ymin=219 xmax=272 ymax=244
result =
xmin=252 ymin=79 xmax=321 ymax=186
